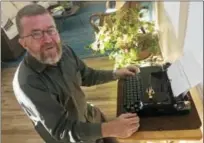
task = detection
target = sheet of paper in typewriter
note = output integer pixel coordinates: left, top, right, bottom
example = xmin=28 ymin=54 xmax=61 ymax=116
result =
xmin=167 ymin=51 xmax=202 ymax=97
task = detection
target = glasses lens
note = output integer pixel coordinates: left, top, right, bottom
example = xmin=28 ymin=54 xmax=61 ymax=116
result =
xmin=47 ymin=27 xmax=57 ymax=36
xmin=32 ymin=31 xmax=43 ymax=39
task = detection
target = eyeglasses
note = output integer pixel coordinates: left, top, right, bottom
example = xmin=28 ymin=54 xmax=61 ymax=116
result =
xmin=20 ymin=27 xmax=58 ymax=39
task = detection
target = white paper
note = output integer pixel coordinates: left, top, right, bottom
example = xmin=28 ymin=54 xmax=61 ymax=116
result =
xmin=3 ymin=19 xmax=18 ymax=40
xmin=179 ymin=51 xmax=203 ymax=88
xmin=167 ymin=52 xmax=203 ymax=97
xmin=167 ymin=59 xmax=190 ymax=97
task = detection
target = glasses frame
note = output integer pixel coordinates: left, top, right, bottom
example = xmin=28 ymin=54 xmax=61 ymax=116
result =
xmin=20 ymin=27 xmax=58 ymax=40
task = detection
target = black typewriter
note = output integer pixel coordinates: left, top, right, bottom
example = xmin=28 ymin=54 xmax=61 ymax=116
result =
xmin=122 ymin=63 xmax=191 ymax=117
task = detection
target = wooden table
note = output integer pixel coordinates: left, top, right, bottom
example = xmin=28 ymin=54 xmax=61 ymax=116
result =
xmin=117 ymin=78 xmax=203 ymax=142
xmin=118 ymin=129 xmax=202 ymax=142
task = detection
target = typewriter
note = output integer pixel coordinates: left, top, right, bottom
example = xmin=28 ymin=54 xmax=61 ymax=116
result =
xmin=122 ymin=63 xmax=191 ymax=117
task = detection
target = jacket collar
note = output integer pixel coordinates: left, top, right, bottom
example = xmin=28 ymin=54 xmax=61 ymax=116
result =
xmin=25 ymin=53 xmax=48 ymax=73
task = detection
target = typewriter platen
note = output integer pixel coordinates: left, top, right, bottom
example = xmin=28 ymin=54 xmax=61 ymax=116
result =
xmin=122 ymin=64 xmax=191 ymax=117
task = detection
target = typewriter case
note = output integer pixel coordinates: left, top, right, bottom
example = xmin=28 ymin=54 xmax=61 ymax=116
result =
xmin=122 ymin=63 xmax=191 ymax=117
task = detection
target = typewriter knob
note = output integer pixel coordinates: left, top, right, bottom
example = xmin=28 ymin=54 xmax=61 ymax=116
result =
xmin=133 ymin=104 xmax=138 ymax=112
xmin=134 ymin=104 xmax=138 ymax=108
xmin=139 ymin=101 xmax=143 ymax=109
xmin=134 ymin=101 xmax=142 ymax=112
xmin=178 ymin=104 xmax=184 ymax=110
xmin=175 ymin=102 xmax=185 ymax=110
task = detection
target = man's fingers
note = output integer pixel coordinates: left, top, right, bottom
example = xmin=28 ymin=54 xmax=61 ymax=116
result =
xmin=127 ymin=123 xmax=140 ymax=136
xmin=129 ymin=122 xmax=140 ymax=130
xmin=128 ymin=117 xmax=140 ymax=124
xmin=128 ymin=66 xmax=137 ymax=72
xmin=129 ymin=123 xmax=140 ymax=133
xmin=126 ymin=70 xmax=136 ymax=76
xmin=127 ymin=65 xmax=140 ymax=74
xmin=120 ymin=113 xmax=137 ymax=118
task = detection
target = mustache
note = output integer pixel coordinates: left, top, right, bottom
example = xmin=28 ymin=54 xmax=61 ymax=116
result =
xmin=42 ymin=43 xmax=55 ymax=49
xmin=41 ymin=43 xmax=61 ymax=52
xmin=42 ymin=42 xmax=62 ymax=48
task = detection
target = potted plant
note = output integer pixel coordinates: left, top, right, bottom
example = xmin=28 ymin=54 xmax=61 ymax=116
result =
xmin=88 ymin=5 xmax=160 ymax=69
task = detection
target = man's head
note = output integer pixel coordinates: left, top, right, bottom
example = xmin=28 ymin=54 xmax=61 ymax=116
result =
xmin=16 ymin=4 xmax=62 ymax=65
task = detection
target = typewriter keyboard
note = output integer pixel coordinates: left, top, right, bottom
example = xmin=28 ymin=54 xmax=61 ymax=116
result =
xmin=123 ymin=74 xmax=144 ymax=112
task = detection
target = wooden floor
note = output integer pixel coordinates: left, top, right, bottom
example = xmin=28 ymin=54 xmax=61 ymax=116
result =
xmin=1 ymin=57 xmax=203 ymax=143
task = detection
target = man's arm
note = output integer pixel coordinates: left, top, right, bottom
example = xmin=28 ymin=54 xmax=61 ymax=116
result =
xmin=13 ymin=75 xmax=103 ymax=142
xmin=68 ymin=46 xmax=116 ymax=86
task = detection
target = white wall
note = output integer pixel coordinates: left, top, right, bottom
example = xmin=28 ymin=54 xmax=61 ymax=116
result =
xmin=183 ymin=2 xmax=203 ymax=76
xmin=183 ymin=2 xmax=203 ymax=99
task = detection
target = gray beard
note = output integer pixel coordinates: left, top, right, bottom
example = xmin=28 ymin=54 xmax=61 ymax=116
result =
xmin=28 ymin=44 xmax=63 ymax=65
xmin=40 ymin=50 xmax=62 ymax=65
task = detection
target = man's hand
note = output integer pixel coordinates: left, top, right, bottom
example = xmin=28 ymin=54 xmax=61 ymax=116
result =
xmin=114 ymin=65 xmax=140 ymax=79
xmin=102 ymin=113 xmax=140 ymax=138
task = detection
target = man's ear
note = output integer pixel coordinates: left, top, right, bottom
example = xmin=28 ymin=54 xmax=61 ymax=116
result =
xmin=19 ymin=38 xmax=27 ymax=49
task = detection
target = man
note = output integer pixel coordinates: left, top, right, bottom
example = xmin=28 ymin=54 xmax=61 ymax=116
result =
xmin=12 ymin=4 xmax=140 ymax=143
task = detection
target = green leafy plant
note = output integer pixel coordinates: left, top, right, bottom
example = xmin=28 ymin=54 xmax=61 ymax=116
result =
xmin=88 ymin=6 xmax=160 ymax=69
